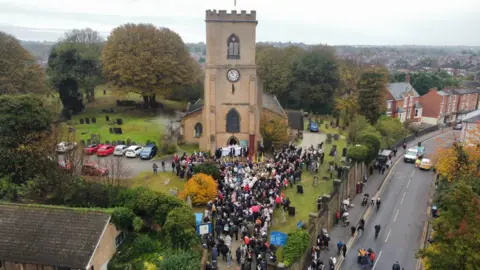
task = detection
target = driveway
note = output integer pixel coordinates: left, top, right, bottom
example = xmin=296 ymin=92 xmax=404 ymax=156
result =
xmin=300 ymin=131 xmax=327 ymax=152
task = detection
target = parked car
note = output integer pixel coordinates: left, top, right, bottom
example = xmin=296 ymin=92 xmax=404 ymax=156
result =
xmin=140 ymin=144 xmax=158 ymax=160
xmin=113 ymin=145 xmax=128 ymax=156
xmin=404 ymin=146 xmax=425 ymax=163
xmin=56 ymin=142 xmax=77 ymax=153
xmin=419 ymin=158 xmax=432 ymax=170
xmin=376 ymin=149 xmax=393 ymax=165
xmin=453 ymin=123 xmax=463 ymax=130
xmin=84 ymin=144 xmax=102 ymax=155
xmin=309 ymin=122 xmax=319 ymax=132
xmin=125 ymin=145 xmax=143 ymax=158
xmin=81 ymin=162 xmax=109 ymax=176
xmin=97 ymin=145 xmax=115 ymax=156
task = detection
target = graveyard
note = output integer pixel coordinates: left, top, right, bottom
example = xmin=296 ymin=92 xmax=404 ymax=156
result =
xmin=58 ymin=86 xmax=186 ymax=146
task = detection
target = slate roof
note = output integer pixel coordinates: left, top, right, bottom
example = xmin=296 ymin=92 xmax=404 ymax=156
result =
xmin=184 ymin=99 xmax=204 ymax=116
xmin=450 ymin=89 xmax=480 ymax=95
xmin=463 ymin=110 xmax=480 ymax=123
xmin=387 ymin=82 xmax=420 ymax=100
xmin=262 ymin=92 xmax=285 ymax=116
xmin=286 ymin=110 xmax=304 ymax=130
xmin=0 ymin=203 xmax=110 ymax=269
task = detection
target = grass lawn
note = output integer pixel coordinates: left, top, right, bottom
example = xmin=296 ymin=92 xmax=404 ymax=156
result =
xmin=178 ymin=143 xmax=201 ymax=154
xmin=58 ymin=85 xmax=187 ymax=146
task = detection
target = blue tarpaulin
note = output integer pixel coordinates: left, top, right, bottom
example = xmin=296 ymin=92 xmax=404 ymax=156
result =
xmin=195 ymin=213 xmax=203 ymax=225
xmin=270 ymin=231 xmax=288 ymax=246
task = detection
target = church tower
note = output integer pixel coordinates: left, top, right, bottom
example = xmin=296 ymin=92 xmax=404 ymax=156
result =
xmin=201 ymin=10 xmax=262 ymax=154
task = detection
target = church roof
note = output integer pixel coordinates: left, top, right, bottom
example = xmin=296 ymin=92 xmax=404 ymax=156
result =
xmin=262 ymin=92 xmax=285 ymax=116
xmin=184 ymin=99 xmax=204 ymax=116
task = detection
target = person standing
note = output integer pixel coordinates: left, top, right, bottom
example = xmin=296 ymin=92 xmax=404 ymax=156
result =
xmin=152 ymin=163 xmax=158 ymax=175
xmin=393 ymin=147 xmax=397 ymax=156
xmin=161 ymin=160 xmax=166 ymax=172
xmin=350 ymin=226 xmax=356 ymax=237
xmin=337 ymin=240 xmax=344 ymax=255
xmin=226 ymin=249 xmax=232 ymax=267
xmin=342 ymin=243 xmax=347 ymax=258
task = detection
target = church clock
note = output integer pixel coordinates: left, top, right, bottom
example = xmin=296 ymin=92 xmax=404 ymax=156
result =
xmin=227 ymin=69 xmax=240 ymax=82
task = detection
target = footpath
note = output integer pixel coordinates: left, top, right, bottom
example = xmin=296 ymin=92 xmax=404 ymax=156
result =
xmin=317 ymin=129 xmax=447 ymax=269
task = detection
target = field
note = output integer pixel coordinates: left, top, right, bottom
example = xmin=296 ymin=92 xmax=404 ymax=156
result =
xmin=58 ymin=85 xmax=186 ymax=146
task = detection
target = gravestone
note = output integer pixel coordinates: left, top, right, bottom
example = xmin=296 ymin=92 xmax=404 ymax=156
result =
xmin=333 ymin=134 xmax=339 ymax=141
xmin=91 ymin=117 xmax=96 ymax=123
xmin=186 ymin=196 xmax=193 ymax=208
xmin=106 ymin=116 xmax=110 ymax=121
xmin=326 ymin=133 xmax=332 ymax=144
xmin=103 ymin=89 xmax=106 ymax=95
xmin=109 ymin=128 xmax=114 ymax=134
xmin=313 ymin=176 xmax=319 ymax=186
xmin=79 ymin=118 xmax=84 ymax=124
xmin=106 ymin=140 xmax=110 ymax=145
xmin=85 ymin=118 xmax=90 ymax=124
xmin=342 ymin=147 xmax=347 ymax=157
xmin=169 ymin=188 xmax=178 ymax=197
xmin=164 ymin=178 xmax=170 ymax=185
xmin=329 ymin=145 xmax=337 ymax=157
xmin=87 ymin=139 xmax=92 ymax=145
xmin=117 ymin=119 xmax=123 ymax=125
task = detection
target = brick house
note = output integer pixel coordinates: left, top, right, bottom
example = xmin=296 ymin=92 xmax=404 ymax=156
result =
xmin=460 ymin=110 xmax=480 ymax=145
xmin=0 ymin=203 xmax=124 ymax=270
xmin=419 ymin=88 xmax=479 ymax=125
xmin=385 ymin=78 xmax=422 ymax=123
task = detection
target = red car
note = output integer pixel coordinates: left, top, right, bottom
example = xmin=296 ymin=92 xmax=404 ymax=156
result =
xmin=84 ymin=144 xmax=103 ymax=155
xmin=97 ymin=145 xmax=115 ymax=156
xmin=81 ymin=162 xmax=109 ymax=176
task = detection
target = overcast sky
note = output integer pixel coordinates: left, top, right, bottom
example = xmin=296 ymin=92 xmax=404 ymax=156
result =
xmin=0 ymin=0 xmax=479 ymax=45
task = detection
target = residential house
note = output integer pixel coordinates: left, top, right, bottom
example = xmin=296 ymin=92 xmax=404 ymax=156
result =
xmin=419 ymin=88 xmax=479 ymax=125
xmin=459 ymin=110 xmax=480 ymax=145
xmin=0 ymin=203 xmax=124 ymax=270
xmin=385 ymin=77 xmax=422 ymax=123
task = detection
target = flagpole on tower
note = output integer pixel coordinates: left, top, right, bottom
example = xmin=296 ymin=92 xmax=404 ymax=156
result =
xmin=234 ymin=0 xmax=237 ymax=8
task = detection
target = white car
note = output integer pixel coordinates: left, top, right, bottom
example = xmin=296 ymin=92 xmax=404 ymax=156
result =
xmin=113 ymin=145 xmax=128 ymax=156
xmin=125 ymin=145 xmax=143 ymax=158
xmin=56 ymin=142 xmax=77 ymax=153
xmin=404 ymin=146 xmax=425 ymax=163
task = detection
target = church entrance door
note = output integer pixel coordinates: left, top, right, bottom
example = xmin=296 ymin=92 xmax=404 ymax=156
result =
xmin=228 ymin=137 xmax=239 ymax=146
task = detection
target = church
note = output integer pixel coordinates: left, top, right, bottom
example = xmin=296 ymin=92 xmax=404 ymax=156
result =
xmin=181 ymin=10 xmax=287 ymax=154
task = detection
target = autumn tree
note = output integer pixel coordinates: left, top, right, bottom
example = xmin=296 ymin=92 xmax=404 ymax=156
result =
xmin=417 ymin=181 xmax=480 ymax=269
xmin=335 ymin=93 xmax=360 ymax=127
xmin=357 ymin=68 xmax=388 ymax=124
xmin=183 ymin=173 xmax=217 ymax=205
xmin=434 ymin=142 xmax=480 ymax=182
xmin=376 ymin=116 xmax=406 ymax=148
xmin=261 ymin=114 xmax=289 ymax=150
xmin=0 ymin=31 xmax=46 ymax=95
xmin=102 ymin=24 xmax=197 ymax=108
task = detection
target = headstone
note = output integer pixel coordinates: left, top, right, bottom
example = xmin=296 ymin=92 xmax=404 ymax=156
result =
xmin=109 ymin=128 xmax=114 ymax=134
xmin=91 ymin=117 xmax=96 ymax=124
xmin=79 ymin=118 xmax=84 ymax=124
xmin=87 ymin=139 xmax=92 ymax=145
xmin=342 ymin=147 xmax=347 ymax=157
xmin=313 ymin=176 xmax=319 ymax=186
xmin=103 ymin=89 xmax=106 ymax=95
xmin=326 ymin=133 xmax=332 ymax=144
xmin=117 ymin=118 xmax=123 ymax=125
xmin=333 ymin=134 xmax=339 ymax=140
xmin=164 ymin=178 xmax=170 ymax=185
xmin=186 ymin=196 xmax=193 ymax=208
xmin=106 ymin=140 xmax=110 ymax=145
xmin=169 ymin=188 xmax=178 ymax=196
xmin=85 ymin=118 xmax=90 ymax=124
xmin=106 ymin=115 xmax=110 ymax=121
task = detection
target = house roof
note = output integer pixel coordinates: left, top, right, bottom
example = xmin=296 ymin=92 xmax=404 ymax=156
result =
xmin=387 ymin=82 xmax=420 ymax=100
xmin=0 ymin=203 xmax=110 ymax=269
xmin=450 ymin=89 xmax=480 ymax=95
xmin=437 ymin=90 xmax=450 ymax=96
xmin=463 ymin=110 xmax=480 ymax=123
xmin=262 ymin=92 xmax=285 ymax=116
xmin=286 ymin=110 xmax=304 ymax=130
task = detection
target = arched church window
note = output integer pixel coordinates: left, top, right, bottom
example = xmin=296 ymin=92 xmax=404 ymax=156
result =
xmin=194 ymin=123 xmax=203 ymax=138
xmin=226 ymin=108 xmax=240 ymax=133
xmin=227 ymin=34 xmax=240 ymax=59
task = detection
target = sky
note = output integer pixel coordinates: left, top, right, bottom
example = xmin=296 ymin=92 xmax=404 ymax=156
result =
xmin=0 ymin=0 xmax=479 ymax=45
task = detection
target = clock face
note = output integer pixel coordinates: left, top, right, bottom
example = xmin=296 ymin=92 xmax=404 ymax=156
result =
xmin=227 ymin=69 xmax=240 ymax=82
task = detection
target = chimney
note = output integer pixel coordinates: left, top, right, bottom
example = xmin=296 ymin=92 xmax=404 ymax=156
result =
xmin=405 ymin=74 xmax=410 ymax=83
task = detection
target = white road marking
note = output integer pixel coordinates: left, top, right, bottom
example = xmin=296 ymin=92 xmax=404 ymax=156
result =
xmin=385 ymin=229 xmax=392 ymax=243
xmin=407 ymin=178 xmax=412 ymax=188
xmin=372 ymin=250 xmax=383 ymax=270
xmin=401 ymin=192 xmax=406 ymax=204
xmin=394 ymin=209 xmax=400 ymax=222
xmin=411 ymin=170 xmax=415 ymax=178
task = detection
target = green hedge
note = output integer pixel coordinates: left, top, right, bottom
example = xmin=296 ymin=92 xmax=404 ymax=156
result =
xmin=282 ymin=229 xmax=310 ymax=266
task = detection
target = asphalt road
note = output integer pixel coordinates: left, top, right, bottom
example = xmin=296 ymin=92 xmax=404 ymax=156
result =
xmin=339 ymin=130 xmax=458 ymax=270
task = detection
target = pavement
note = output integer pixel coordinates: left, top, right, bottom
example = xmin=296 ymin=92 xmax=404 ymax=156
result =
xmin=300 ymin=131 xmax=327 ymax=150
xmin=315 ymin=129 xmax=458 ymax=270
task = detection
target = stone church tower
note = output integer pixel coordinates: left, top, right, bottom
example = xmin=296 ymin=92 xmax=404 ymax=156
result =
xmin=181 ymin=10 xmax=287 ymax=154
xmin=201 ymin=10 xmax=262 ymax=154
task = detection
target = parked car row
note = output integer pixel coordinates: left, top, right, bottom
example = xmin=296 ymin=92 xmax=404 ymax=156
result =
xmin=84 ymin=143 xmax=158 ymax=160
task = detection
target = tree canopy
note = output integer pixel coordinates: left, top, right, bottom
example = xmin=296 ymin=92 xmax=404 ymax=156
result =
xmin=102 ymin=23 xmax=197 ymax=108
xmin=0 ymin=31 xmax=46 ymax=95
xmin=390 ymin=71 xmax=461 ymax=95
xmin=357 ymin=68 xmax=388 ymax=124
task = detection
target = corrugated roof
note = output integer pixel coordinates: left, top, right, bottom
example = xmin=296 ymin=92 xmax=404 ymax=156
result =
xmin=387 ymin=82 xmax=420 ymax=100
xmin=0 ymin=203 xmax=110 ymax=269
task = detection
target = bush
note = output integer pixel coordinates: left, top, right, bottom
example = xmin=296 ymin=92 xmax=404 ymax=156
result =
xmin=193 ymin=163 xmax=221 ymax=180
xmin=283 ymin=229 xmax=309 ymax=266
xmin=167 ymin=144 xmax=177 ymax=154
xmin=158 ymin=250 xmax=201 ymax=270
xmin=347 ymin=145 xmax=369 ymax=163
xmin=131 ymin=234 xmax=161 ymax=255
xmin=356 ymin=132 xmax=381 ymax=162
xmin=111 ymin=207 xmax=136 ymax=230
xmin=183 ymin=173 xmax=218 ymax=205
xmin=163 ymin=207 xmax=197 ymax=249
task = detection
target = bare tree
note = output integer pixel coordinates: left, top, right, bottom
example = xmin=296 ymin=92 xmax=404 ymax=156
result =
xmin=103 ymin=156 xmax=132 ymax=186
xmin=62 ymin=28 xmax=104 ymax=45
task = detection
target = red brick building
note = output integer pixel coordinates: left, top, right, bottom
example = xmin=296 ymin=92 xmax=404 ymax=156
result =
xmin=385 ymin=77 xmax=422 ymax=123
xmin=419 ymin=88 xmax=479 ymax=125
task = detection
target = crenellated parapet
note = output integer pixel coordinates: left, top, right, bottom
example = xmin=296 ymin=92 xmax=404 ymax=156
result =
xmin=205 ymin=10 xmax=257 ymax=23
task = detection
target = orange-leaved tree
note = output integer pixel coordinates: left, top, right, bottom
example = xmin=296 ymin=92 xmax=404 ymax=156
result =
xmin=183 ymin=173 xmax=218 ymax=205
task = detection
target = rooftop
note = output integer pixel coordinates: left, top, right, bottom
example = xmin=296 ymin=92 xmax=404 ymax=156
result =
xmin=387 ymin=82 xmax=420 ymax=100
xmin=463 ymin=110 xmax=480 ymax=123
xmin=0 ymin=203 xmax=110 ymax=269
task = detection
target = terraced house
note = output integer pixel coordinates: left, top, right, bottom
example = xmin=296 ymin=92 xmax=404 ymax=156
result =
xmin=0 ymin=204 xmax=124 ymax=270
xmin=385 ymin=76 xmax=422 ymax=123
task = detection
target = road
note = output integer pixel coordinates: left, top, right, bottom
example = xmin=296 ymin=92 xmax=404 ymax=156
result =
xmin=338 ymin=130 xmax=458 ymax=270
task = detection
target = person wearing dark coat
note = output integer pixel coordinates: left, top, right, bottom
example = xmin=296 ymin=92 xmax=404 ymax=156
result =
xmin=212 ymin=246 xmax=219 ymax=262
xmin=342 ymin=243 xmax=347 ymax=258
xmin=236 ymin=247 xmax=241 ymax=265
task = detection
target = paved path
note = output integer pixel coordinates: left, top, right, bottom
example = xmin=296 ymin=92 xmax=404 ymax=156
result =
xmin=300 ymin=131 xmax=327 ymax=151
xmin=315 ymin=129 xmax=455 ymax=269
xmin=338 ymin=130 xmax=457 ymax=270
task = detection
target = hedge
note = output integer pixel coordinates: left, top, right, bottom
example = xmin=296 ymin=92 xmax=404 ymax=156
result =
xmin=282 ymin=229 xmax=310 ymax=266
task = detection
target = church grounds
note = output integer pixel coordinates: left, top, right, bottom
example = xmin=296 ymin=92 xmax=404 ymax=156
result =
xmin=57 ymin=85 xmax=186 ymax=146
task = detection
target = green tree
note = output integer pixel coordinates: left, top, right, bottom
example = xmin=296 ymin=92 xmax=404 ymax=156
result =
xmin=376 ymin=116 xmax=406 ymax=148
xmin=0 ymin=31 xmax=46 ymax=94
xmin=417 ymin=181 xmax=480 ymax=269
xmin=335 ymin=93 xmax=360 ymax=127
xmin=158 ymin=250 xmax=200 ymax=270
xmin=357 ymin=68 xmax=388 ymax=124
xmin=347 ymin=115 xmax=377 ymax=143
xmin=102 ymin=23 xmax=197 ymax=108
xmin=347 ymin=145 xmax=369 ymax=163
xmin=356 ymin=133 xmax=381 ymax=162
xmin=163 ymin=207 xmax=197 ymax=249
xmin=289 ymin=46 xmax=340 ymax=114
xmin=256 ymin=46 xmax=292 ymax=97
xmin=261 ymin=114 xmax=289 ymax=150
